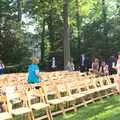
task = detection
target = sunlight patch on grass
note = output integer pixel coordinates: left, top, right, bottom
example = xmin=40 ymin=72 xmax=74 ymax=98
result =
xmin=104 ymin=105 xmax=114 ymax=110
xmin=54 ymin=95 xmax=120 ymax=120
xmin=63 ymin=113 xmax=76 ymax=119
xmin=88 ymin=106 xmax=120 ymax=120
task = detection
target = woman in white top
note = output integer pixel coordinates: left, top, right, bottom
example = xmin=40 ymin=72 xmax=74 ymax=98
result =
xmin=65 ymin=58 xmax=75 ymax=71
xmin=113 ymin=52 xmax=120 ymax=92
xmin=91 ymin=58 xmax=99 ymax=75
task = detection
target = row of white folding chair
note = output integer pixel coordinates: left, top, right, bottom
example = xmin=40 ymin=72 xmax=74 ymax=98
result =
xmin=0 ymin=85 xmax=53 ymax=120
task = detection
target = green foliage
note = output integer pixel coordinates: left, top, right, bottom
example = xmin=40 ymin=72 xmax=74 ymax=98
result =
xmin=0 ymin=0 xmax=30 ymax=65
xmin=69 ymin=0 xmax=120 ymax=63
xmin=0 ymin=0 xmax=120 ymax=67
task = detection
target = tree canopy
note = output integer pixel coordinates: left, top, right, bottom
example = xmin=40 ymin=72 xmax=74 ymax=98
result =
xmin=0 ymin=0 xmax=120 ymax=68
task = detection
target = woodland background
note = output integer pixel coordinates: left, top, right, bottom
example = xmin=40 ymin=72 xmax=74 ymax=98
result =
xmin=0 ymin=0 xmax=120 ymax=71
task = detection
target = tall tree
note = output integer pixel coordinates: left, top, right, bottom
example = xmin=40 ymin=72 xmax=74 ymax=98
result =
xmin=0 ymin=0 xmax=30 ymax=64
xmin=102 ymin=0 xmax=107 ymax=36
xmin=76 ymin=0 xmax=81 ymax=55
xmin=41 ymin=18 xmax=45 ymax=63
xmin=63 ymin=0 xmax=70 ymax=68
xmin=17 ymin=0 xmax=22 ymax=22
xmin=102 ymin=0 xmax=108 ymax=57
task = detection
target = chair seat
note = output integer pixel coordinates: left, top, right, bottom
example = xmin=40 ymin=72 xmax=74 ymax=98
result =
xmin=71 ymin=93 xmax=86 ymax=98
xmin=29 ymin=95 xmax=37 ymax=100
xmin=12 ymin=107 xmax=32 ymax=115
xmin=10 ymin=98 xmax=21 ymax=104
xmin=48 ymin=99 xmax=64 ymax=105
xmin=97 ymin=85 xmax=114 ymax=91
xmin=80 ymin=91 xmax=94 ymax=95
xmin=48 ymin=91 xmax=56 ymax=95
xmin=31 ymin=103 xmax=49 ymax=110
xmin=61 ymin=96 xmax=75 ymax=102
xmin=87 ymin=89 xmax=100 ymax=93
xmin=96 ymin=87 xmax=108 ymax=91
xmin=0 ymin=112 xmax=12 ymax=120
xmin=107 ymin=84 xmax=115 ymax=88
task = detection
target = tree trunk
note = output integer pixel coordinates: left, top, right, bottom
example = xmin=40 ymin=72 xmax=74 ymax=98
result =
xmin=47 ymin=0 xmax=54 ymax=53
xmin=48 ymin=12 xmax=54 ymax=52
xmin=63 ymin=0 xmax=70 ymax=69
xmin=17 ymin=0 xmax=22 ymax=22
xmin=102 ymin=0 xmax=107 ymax=37
xmin=102 ymin=0 xmax=108 ymax=57
xmin=117 ymin=0 xmax=120 ymax=15
xmin=76 ymin=0 xmax=81 ymax=55
xmin=41 ymin=18 xmax=45 ymax=63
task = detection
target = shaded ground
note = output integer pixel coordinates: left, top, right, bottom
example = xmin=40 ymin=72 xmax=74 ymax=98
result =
xmin=54 ymin=95 xmax=120 ymax=120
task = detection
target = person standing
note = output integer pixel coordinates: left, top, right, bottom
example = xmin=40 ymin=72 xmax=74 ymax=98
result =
xmin=0 ymin=60 xmax=5 ymax=75
xmin=91 ymin=58 xmax=99 ymax=75
xmin=79 ymin=53 xmax=88 ymax=72
xmin=99 ymin=61 xmax=109 ymax=76
xmin=70 ymin=58 xmax=75 ymax=71
xmin=65 ymin=57 xmax=75 ymax=71
xmin=51 ymin=57 xmax=57 ymax=71
xmin=113 ymin=52 xmax=120 ymax=93
xmin=27 ymin=57 xmax=43 ymax=86
xmin=108 ymin=55 xmax=116 ymax=75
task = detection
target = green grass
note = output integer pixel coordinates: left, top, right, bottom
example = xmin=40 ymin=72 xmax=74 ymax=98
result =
xmin=54 ymin=95 xmax=120 ymax=120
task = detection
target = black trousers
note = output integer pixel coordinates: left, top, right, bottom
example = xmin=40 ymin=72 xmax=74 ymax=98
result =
xmin=80 ymin=65 xmax=88 ymax=72
xmin=28 ymin=82 xmax=41 ymax=89
xmin=80 ymin=66 xmax=85 ymax=72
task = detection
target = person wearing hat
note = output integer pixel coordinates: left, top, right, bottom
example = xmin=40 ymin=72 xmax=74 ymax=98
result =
xmin=27 ymin=57 xmax=43 ymax=84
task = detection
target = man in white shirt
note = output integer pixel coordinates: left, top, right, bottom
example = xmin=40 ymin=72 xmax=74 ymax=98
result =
xmin=0 ymin=60 xmax=5 ymax=75
xmin=51 ymin=57 xmax=57 ymax=71
xmin=79 ymin=53 xmax=88 ymax=72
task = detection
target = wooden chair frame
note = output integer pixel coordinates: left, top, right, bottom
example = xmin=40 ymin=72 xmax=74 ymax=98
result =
xmin=7 ymin=90 xmax=34 ymax=120
xmin=0 ymin=95 xmax=12 ymax=120
xmin=26 ymin=87 xmax=53 ymax=120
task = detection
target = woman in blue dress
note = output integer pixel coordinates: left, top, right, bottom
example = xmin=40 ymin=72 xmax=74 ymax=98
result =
xmin=27 ymin=57 xmax=42 ymax=84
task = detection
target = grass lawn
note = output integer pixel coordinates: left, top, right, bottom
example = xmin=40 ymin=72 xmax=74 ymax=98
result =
xmin=54 ymin=95 xmax=120 ymax=120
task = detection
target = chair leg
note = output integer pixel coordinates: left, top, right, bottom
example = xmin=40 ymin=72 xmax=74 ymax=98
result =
xmin=59 ymin=103 xmax=65 ymax=116
xmin=29 ymin=112 xmax=35 ymax=120
xmin=97 ymin=91 xmax=103 ymax=101
xmin=24 ymin=113 xmax=27 ymax=120
xmin=72 ymin=101 xmax=77 ymax=112
xmin=89 ymin=94 xmax=95 ymax=103
xmin=48 ymin=107 xmax=53 ymax=120
xmin=105 ymin=89 xmax=110 ymax=98
xmin=46 ymin=107 xmax=53 ymax=120
xmin=81 ymin=97 xmax=87 ymax=107
xmin=27 ymin=113 xmax=31 ymax=120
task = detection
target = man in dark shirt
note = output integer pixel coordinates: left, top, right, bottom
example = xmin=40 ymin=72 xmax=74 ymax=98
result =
xmin=79 ymin=53 xmax=88 ymax=72
xmin=108 ymin=55 xmax=117 ymax=75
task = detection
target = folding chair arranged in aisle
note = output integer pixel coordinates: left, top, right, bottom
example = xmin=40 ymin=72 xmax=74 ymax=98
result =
xmin=56 ymin=81 xmax=77 ymax=112
xmin=43 ymin=81 xmax=65 ymax=116
xmin=7 ymin=90 xmax=34 ymax=120
xmin=66 ymin=81 xmax=87 ymax=108
xmin=26 ymin=87 xmax=53 ymax=120
xmin=0 ymin=95 xmax=12 ymax=120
